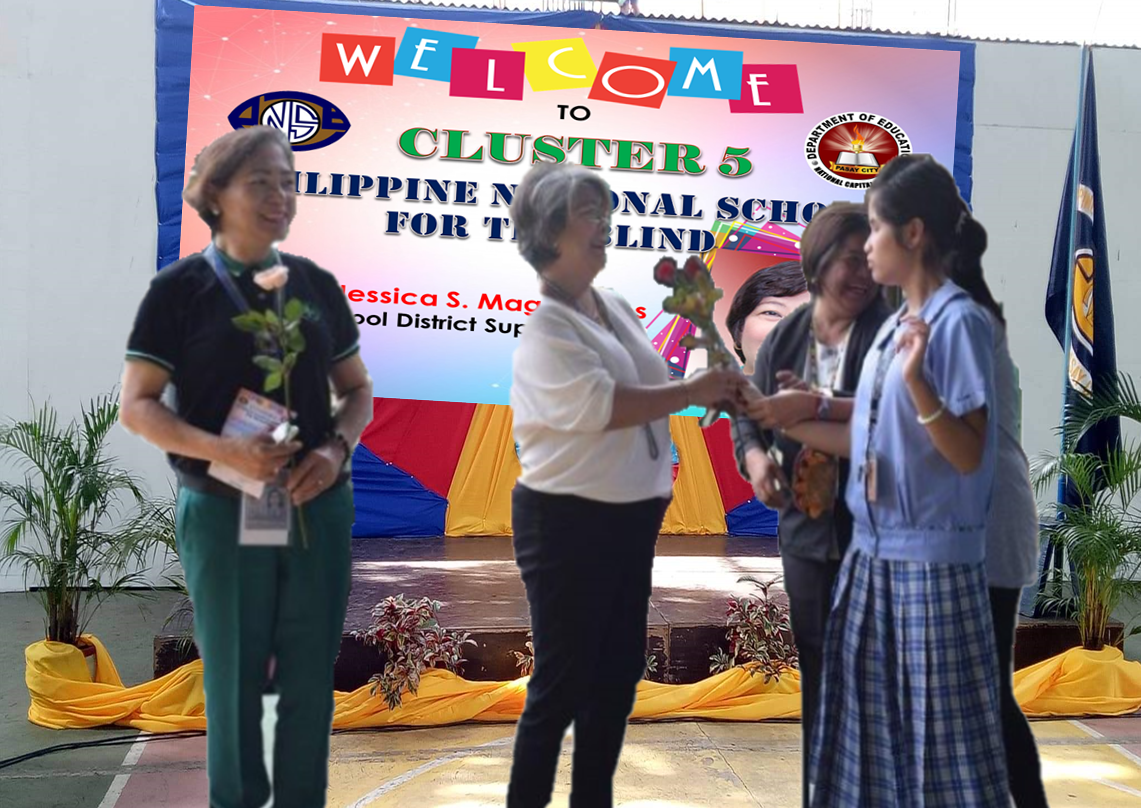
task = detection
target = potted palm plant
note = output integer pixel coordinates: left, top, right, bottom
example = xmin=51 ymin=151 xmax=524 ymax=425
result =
xmin=1032 ymin=373 xmax=1141 ymax=650
xmin=0 ymin=393 xmax=175 ymax=660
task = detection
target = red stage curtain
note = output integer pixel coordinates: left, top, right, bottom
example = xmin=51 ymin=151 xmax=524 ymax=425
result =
xmin=359 ymin=399 xmax=476 ymax=498
xmin=701 ymin=417 xmax=756 ymax=513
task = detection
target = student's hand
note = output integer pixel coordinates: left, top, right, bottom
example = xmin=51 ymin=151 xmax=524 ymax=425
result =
xmin=897 ymin=316 xmax=930 ymax=384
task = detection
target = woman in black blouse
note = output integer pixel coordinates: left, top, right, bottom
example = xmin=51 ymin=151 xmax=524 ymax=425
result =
xmin=120 ymin=126 xmax=372 ymax=808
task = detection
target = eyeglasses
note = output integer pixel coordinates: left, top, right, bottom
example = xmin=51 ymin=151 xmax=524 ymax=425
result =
xmin=573 ymin=207 xmax=612 ymax=227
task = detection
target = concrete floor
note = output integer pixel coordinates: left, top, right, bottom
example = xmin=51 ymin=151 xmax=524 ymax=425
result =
xmin=5 ymin=591 xmax=1141 ymax=807
xmin=0 ymin=590 xmax=184 ymax=808
xmin=6 ymin=708 xmax=1141 ymax=807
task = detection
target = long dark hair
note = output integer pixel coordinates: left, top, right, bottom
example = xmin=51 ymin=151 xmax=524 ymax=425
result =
xmin=868 ymin=154 xmax=1004 ymax=325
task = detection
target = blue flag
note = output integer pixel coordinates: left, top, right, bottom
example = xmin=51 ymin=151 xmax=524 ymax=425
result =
xmin=1044 ymin=51 xmax=1120 ymax=495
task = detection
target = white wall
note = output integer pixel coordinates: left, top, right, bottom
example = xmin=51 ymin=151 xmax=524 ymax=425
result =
xmin=972 ymin=42 xmax=1141 ymax=469
xmin=0 ymin=3 xmax=1138 ymax=592
xmin=0 ymin=0 xmax=171 ymax=591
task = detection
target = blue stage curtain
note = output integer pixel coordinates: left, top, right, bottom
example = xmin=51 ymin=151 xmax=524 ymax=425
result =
xmin=349 ymin=444 xmax=448 ymax=538
xmin=725 ymin=498 xmax=779 ymax=537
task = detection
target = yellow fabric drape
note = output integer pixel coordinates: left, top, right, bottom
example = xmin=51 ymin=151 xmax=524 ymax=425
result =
xmin=25 ymin=636 xmax=799 ymax=731
xmin=445 ymin=404 xmax=520 ymax=537
xmin=26 ymin=635 xmax=206 ymax=733
xmin=661 ymin=415 xmax=726 ymax=535
xmin=25 ymin=637 xmax=1141 ymax=731
xmin=1012 ymin=646 xmax=1141 ymax=717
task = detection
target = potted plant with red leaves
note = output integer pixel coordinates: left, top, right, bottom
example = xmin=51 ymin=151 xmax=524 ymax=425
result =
xmin=352 ymin=595 xmax=476 ymax=710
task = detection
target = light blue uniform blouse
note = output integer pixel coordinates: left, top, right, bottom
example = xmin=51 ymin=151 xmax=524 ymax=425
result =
xmin=845 ymin=281 xmax=998 ymax=565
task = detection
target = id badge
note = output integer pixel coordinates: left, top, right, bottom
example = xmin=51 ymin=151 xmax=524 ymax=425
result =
xmin=864 ymin=455 xmax=879 ymax=504
xmin=240 ymin=484 xmax=292 ymax=546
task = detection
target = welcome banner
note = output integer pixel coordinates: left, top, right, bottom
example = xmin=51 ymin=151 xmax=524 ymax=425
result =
xmin=159 ymin=1 xmax=973 ymax=408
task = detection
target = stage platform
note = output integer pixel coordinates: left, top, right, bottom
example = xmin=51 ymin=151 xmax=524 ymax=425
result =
xmin=155 ymin=535 xmax=1121 ymax=689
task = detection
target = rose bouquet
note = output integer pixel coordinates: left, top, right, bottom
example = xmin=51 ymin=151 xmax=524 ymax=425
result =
xmin=653 ymin=255 xmax=738 ymax=427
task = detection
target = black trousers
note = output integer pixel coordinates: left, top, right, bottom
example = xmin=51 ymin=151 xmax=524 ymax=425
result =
xmin=990 ymin=587 xmax=1050 ymax=808
xmin=781 ymin=553 xmax=841 ymax=808
xmin=507 ymin=485 xmax=668 ymax=808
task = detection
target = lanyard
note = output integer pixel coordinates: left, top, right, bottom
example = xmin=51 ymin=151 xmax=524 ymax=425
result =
xmin=805 ymin=317 xmax=852 ymax=393
xmin=203 ymin=243 xmax=252 ymax=315
xmin=866 ymin=320 xmax=900 ymax=441
xmin=857 ymin=321 xmax=900 ymax=544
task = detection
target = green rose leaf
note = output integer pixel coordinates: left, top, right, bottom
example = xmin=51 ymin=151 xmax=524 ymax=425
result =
xmin=265 ymin=372 xmax=283 ymax=393
xmin=233 ymin=312 xmax=266 ymax=332
xmin=284 ymin=298 xmax=305 ymax=322
xmin=253 ymin=356 xmax=283 ymax=373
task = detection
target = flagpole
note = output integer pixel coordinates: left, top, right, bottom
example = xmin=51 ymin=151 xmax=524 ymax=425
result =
xmin=1058 ymin=43 xmax=1090 ymax=475
xmin=1044 ymin=44 xmax=1092 ymax=609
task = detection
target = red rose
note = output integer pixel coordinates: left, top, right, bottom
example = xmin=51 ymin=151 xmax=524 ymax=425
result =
xmin=683 ymin=256 xmax=705 ymax=281
xmin=653 ymin=257 xmax=679 ymax=286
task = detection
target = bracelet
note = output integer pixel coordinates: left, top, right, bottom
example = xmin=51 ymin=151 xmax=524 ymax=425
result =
xmin=917 ymin=404 xmax=946 ymax=426
xmin=815 ymin=395 xmax=833 ymax=421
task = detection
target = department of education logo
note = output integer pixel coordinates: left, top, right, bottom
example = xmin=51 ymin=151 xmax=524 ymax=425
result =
xmin=805 ymin=112 xmax=911 ymax=188
xmin=227 ymin=91 xmax=351 ymax=151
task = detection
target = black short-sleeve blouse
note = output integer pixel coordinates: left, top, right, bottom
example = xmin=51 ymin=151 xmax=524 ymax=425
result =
xmin=126 ymin=251 xmax=360 ymax=480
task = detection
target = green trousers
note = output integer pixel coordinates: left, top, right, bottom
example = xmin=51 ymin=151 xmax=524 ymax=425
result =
xmin=176 ymin=481 xmax=354 ymax=808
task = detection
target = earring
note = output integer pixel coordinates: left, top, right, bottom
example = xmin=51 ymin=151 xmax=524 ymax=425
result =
xmin=211 ymin=209 xmax=220 ymax=216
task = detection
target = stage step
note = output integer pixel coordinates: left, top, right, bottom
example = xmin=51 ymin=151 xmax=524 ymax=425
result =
xmin=154 ymin=536 xmax=1123 ymax=688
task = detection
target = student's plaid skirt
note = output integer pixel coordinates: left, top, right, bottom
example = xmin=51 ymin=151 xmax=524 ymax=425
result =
xmin=808 ymin=547 xmax=1009 ymax=807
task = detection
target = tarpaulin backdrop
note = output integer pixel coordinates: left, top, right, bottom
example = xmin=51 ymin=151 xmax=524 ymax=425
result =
xmin=154 ymin=0 xmax=975 ymax=537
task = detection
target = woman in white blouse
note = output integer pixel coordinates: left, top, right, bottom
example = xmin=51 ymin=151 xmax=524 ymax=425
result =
xmin=506 ymin=162 xmax=743 ymax=808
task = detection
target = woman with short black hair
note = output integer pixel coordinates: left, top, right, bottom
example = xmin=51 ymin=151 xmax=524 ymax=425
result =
xmin=724 ymin=260 xmax=811 ymax=375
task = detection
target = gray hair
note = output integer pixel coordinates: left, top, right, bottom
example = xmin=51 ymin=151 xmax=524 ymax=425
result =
xmin=511 ymin=162 xmax=612 ymax=272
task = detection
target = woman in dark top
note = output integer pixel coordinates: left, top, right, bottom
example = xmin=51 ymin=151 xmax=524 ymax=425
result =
xmin=119 ymin=126 xmax=373 ymax=808
xmin=732 ymin=202 xmax=889 ymax=808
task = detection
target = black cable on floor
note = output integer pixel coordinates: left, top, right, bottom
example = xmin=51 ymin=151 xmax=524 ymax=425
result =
xmin=0 ymin=730 xmax=205 ymax=772
xmin=0 ymin=724 xmax=441 ymax=772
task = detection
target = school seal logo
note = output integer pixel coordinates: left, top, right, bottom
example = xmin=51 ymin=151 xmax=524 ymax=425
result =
xmin=227 ymin=91 xmax=351 ymax=151
xmin=805 ymin=112 xmax=912 ymax=188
